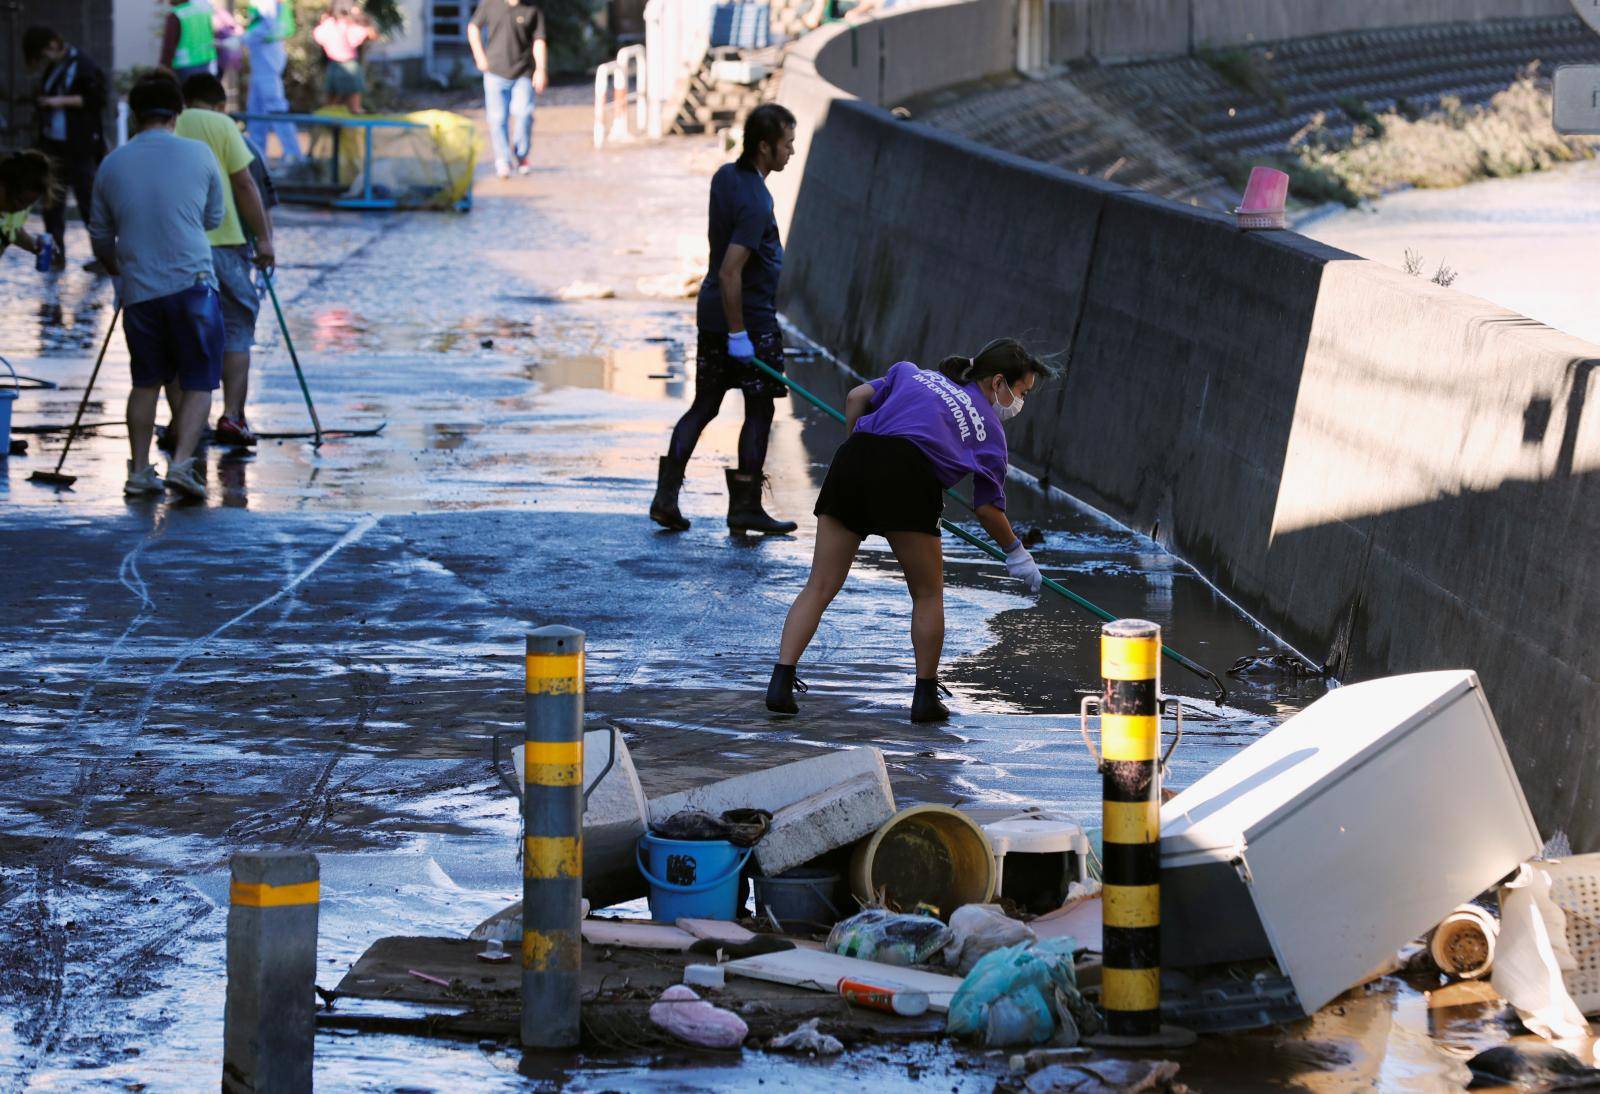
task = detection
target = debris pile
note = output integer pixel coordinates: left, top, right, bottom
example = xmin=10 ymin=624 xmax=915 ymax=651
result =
xmin=332 ymin=672 xmax=1599 ymax=1080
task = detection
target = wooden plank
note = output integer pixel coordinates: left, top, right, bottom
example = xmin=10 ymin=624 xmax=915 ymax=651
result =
xmin=675 ymin=918 xmax=758 ymax=945
xmin=723 ymin=949 xmax=965 ymax=1013
xmin=581 ymin=918 xmax=697 ymax=950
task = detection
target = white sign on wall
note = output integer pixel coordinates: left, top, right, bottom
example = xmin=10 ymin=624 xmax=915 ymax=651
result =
xmin=1553 ymin=65 xmax=1600 ymax=135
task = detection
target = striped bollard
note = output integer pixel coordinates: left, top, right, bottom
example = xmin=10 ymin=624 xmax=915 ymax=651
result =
xmin=1082 ymin=619 xmax=1193 ymax=1048
xmin=522 ymin=625 xmax=585 ymax=1049
xmin=223 ymin=851 xmax=319 ymax=1092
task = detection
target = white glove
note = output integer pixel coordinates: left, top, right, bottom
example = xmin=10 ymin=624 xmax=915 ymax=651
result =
xmin=727 ymin=330 xmax=755 ymax=360
xmin=1005 ymin=541 xmax=1043 ymax=594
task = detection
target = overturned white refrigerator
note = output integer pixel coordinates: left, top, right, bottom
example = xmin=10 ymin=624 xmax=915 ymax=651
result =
xmin=1159 ymin=670 xmax=1542 ymax=1015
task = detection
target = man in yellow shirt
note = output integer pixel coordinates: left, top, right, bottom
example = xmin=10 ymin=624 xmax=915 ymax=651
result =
xmin=176 ymin=73 xmax=275 ymax=448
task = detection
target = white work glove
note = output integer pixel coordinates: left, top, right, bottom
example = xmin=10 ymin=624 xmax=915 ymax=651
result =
xmin=1005 ymin=540 xmax=1043 ymax=595
xmin=727 ymin=329 xmax=755 ymax=361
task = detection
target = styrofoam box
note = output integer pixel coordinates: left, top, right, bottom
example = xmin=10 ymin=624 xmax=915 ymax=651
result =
xmin=1159 ymin=670 xmax=1541 ymax=1015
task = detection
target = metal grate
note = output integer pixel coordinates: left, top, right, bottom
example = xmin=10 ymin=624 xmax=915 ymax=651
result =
xmin=1542 ymin=856 xmax=1600 ymax=1015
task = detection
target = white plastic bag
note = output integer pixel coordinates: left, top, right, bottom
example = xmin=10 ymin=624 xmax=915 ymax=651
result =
xmin=1493 ymin=864 xmax=1589 ymax=1040
xmin=944 ymin=903 xmax=1037 ymax=975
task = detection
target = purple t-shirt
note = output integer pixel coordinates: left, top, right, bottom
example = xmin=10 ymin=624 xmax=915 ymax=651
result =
xmin=854 ymin=361 xmax=1009 ymax=510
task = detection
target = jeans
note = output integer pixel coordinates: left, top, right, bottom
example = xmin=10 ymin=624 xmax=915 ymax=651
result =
xmin=482 ymin=72 xmax=535 ymax=167
xmin=245 ymin=32 xmax=302 ymax=162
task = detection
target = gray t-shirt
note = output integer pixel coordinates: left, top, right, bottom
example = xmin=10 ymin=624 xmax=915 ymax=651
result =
xmin=89 ymin=127 xmax=224 ymax=306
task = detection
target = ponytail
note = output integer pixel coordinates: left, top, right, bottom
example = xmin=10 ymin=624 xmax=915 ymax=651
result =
xmin=937 ymin=338 xmax=1059 ymax=387
xmin=936 ymin=355 xmax=976 ymax=382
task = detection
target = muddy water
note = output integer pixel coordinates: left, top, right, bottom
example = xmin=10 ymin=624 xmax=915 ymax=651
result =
xmin=1300 ymin=159 xmax=1600 ymax=345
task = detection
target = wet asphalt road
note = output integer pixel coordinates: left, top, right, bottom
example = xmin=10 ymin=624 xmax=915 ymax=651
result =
xmin=0 ymin=101 xmax=1338 ymax=1090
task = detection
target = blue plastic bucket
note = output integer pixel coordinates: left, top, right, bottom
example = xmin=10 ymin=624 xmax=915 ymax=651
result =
xmin=636 ymin=834 xmax=752 ymax=921
xmin=754 ymin=867 xmax=842 ymax=932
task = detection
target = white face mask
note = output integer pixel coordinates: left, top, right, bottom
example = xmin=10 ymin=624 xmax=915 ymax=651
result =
xmin=993 ymin=377 xmax=1025 ymax=421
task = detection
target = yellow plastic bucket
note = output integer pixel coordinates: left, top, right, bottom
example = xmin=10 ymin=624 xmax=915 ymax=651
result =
xmin=849 ymin=804 xmax=995 ymax=918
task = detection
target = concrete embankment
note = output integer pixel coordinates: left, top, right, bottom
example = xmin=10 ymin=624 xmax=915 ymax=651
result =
xmin=771 ymin=0 xmax=1600 ymax=848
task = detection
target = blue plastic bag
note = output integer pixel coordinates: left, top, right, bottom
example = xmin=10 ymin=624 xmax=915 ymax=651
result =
xmin=945 ymin=936 xmax=1088 ymax=1047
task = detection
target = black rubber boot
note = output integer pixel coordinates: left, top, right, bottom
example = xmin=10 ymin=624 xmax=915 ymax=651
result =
xmin=726 ymin=469 xmax=797 ymax=535
xmin=911 ymin=677 xmax=950 ymax=723
xmin=765 ymin=663 xmax=807 ymax=714
xmin=649 ymin=456 xmax=691 ymax=531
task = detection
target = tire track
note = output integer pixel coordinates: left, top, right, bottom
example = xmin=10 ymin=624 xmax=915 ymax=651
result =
xmin=4 ymin=515 xmax=380 ymax=1083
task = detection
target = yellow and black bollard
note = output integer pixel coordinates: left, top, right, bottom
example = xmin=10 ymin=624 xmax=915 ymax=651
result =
xmin=1082 ymin=618 xmax=1193 ymax=1048
xmin=523 ymin=625 xmax=585 ymax=1049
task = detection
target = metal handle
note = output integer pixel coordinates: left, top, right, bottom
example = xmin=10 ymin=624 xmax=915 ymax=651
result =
xmin=493 ymin=724 xmax=619 ymax=811
xmin=1158 ymin=696 xmax=1185 ymax=774
xmin=492 ymin=729 xmax=521 ymax=801
xmin=585 ymin=724 xmax=618 ymax=808
xmin=1079 ymin=695 xmax=1102 ymax=770
xmin=1080 ymin=694 xmax=1182 ymax=774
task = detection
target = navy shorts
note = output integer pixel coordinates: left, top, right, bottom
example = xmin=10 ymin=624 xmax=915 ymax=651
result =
xmin=124 ymin=281 xmax=225 ymax=392
xmin=695 ymin=329 xmax=789 ymax=399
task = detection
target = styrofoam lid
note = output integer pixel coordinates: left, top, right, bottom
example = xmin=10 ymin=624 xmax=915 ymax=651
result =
xmin=1160 ymin=670 xmax=1477 ymax=855
xmin=982 ymin=815 xmax=1087 ymax=855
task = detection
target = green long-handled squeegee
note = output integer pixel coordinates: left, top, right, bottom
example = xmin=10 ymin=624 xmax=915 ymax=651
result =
xmin=747 ymin=356 xmax=1228 ymax=701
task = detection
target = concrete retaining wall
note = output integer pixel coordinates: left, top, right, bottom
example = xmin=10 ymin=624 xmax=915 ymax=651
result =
xmin=773 ymin=2 xmax=1600 ymax=848
xmin=1040 ymin=0 xmax=1571 ymax=62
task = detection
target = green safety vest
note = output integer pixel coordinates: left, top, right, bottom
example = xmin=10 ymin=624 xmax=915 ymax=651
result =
xmin=172 ymin=1 xmax=217 ymax=68
xmin=245 ymin=0 xmax=296 ymax=41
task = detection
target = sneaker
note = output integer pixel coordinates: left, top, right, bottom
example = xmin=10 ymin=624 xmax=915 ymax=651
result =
xmin=165 ymin=457 xmax=208 ymax=500
xmin=124 ymin=461 xmax=165 ymax=496
xmin=516 ymin=156 xmax=533 ymax=176
xmin=215 ymin=415 xmax=257 ymax=447
xmin=83 ymin=258 xmax=108 ymax=275
xmin=494 ymin=160 xmax=512 ymax=179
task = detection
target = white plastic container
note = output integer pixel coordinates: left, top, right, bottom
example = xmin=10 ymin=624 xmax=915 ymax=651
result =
xmin=1160 ymin=670 xmax=1541 ymax=1015
xmin=983 ymin=812 xmax=1090 ymax=911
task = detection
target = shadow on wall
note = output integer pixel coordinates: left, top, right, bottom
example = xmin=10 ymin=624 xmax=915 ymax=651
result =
xmin=778 ymin=89 xmax=1600 ymax=848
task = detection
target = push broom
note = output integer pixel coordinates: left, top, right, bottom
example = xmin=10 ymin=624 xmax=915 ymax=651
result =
xmin=28 ymin=306 xmax=120 ymax=489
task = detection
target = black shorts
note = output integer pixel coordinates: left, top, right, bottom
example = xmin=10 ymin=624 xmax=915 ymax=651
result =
xmin=696 ymin=329 xmax=789 ymax=399
xmin=814 ymin=432 xmax=944 ymax=539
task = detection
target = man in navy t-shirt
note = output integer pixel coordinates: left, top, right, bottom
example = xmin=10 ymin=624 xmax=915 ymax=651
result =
xmin=651 ymin=103 xmax=798 ymax=536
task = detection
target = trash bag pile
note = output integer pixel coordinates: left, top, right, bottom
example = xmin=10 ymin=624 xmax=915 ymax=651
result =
xmin=946 ymin=938 xmax=1100 ymax=1047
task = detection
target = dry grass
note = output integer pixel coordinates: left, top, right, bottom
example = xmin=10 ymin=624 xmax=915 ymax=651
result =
xmin=1288 ymin=67 xmax=1596 ymax=204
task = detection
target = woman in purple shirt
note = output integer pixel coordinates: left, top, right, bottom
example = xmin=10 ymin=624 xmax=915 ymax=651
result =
xmin=767 ymin=339 xmax=1056 ymax=722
